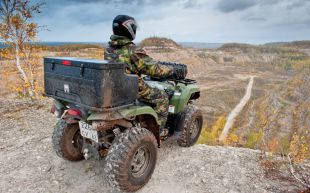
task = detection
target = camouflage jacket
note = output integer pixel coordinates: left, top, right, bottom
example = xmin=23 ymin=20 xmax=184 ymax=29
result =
xmin=104 ymin=35 xmax=172 ymax=79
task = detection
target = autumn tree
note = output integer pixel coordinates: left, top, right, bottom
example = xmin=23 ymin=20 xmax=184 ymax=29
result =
xmin=0 ymin=0 xmax=44 ymax=98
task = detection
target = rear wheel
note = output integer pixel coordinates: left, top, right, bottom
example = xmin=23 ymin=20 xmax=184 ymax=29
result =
xmin=52 ymin=120 xmax=84 ymax=161
xmin=177 ymin=105 xmax=203 ymax=147
xmin=105 ymin=127 xmax=157 ymax=192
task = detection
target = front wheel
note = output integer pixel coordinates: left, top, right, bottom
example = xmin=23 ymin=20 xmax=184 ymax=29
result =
xmin=52 ymin=120 xmax=84 ymax=161
xmin=177 ymin=105 xmax=203 ymax=147
xmin=105 ymin=127 xmax=157 ymax=192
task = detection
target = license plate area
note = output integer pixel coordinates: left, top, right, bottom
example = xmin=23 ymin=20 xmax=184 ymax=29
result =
xmin=79 ymin=121 xmax=99 ymax=143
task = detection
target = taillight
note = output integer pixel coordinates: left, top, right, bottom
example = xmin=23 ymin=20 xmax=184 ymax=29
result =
xmin=67 ymin=109 xmax=82 ymax=116
xmin=50 ymin=105 xmax=56 ymax=114
xmin=61 ymin=60 xmax=71 ymax=66
xmin=51 ymin=105 xmax=62 ymax=118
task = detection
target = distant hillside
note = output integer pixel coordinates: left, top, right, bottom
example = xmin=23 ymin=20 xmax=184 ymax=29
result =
xmin=265 ymin=40 xmax=310 ymax=49
xmin=218 ymin=42 xmax=307 ymax=55
xmin=218 ymin=43 xmax=259 ymax=53
xmin=264 ymin=42 xmax=290 ymax=46
xmin=179 ymin=42 xmax=223 ymax=49
xmin=139 ymin=37 xmax=181 ymax=52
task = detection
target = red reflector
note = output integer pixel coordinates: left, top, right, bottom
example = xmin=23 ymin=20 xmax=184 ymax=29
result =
xmin=67 ymin=109 xmax=82 ymax=116
xmin=61 ymin=60 xmax=71 ymax=66
xmin=50 ymin=105 xmax=56 ymax=114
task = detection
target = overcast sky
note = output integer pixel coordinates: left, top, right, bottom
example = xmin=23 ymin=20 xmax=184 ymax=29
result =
xmin=35 ymin=0 xmax=310 ymax=44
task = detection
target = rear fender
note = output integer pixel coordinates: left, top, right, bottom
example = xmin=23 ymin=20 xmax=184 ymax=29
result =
xmin=118 ymin=105 xmax=159 ymax=124
xmin=87 ymin=105 xmax=161 ymax=147
xmin=86 ymin=105 xmax=159 ymax=124
xmin=119 ymin=105 xmax=161 ymax=146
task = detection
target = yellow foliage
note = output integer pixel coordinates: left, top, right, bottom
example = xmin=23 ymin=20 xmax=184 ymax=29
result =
xmin=0 ymin=48 xmax=14 ymax=60
xmin=279 ymin=135 xmax=291 ymax=155
xmin=245 ymin=130 xmax=263 ymax=149
xmin=197 ymin=126 xmax=217 ymax=145
xmin=225 ymin=132 xmax=239 ymax=146
xmin=293 ymin=59 xmax=310 ymax=70
xmin=267 ymin=137 xmax=279 ymax=155
xmin=211 ymin=114 xmax=226 ymax=136
xmin=258 ymin=101 xmax=268 ymax=127
xmin=197 ymin=114 xmax=226 ymax=145
xmin=289 ymin=133 xmax=309 ymax=163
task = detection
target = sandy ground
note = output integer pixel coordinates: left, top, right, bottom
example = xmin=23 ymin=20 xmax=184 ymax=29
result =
xmin=0 ymin=98 xmax=306 ymax=193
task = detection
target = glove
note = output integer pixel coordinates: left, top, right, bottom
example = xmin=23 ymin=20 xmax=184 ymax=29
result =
xmin=164 ymin=88 xmax=175 ymax=98
xmin=158 ymin=62 xmax=188 ymax=80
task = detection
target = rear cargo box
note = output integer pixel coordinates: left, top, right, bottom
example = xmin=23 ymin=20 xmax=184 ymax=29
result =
xmin=44 ymin=57 xmax=138 ymax=110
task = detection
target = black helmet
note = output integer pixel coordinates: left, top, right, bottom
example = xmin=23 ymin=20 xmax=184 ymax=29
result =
xmin=112 ymin=15 xmax=138 ymax=40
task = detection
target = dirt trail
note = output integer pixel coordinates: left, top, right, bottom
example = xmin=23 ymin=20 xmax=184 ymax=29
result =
xmin=219 ymin=76 xmax=255 ymax=141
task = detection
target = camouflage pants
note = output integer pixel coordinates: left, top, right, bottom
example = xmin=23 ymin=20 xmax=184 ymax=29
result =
xmin=138 ymin=79 xmax=169 ymax=127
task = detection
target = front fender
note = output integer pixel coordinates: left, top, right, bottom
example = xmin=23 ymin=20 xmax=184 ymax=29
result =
xmin=169 ymin=83 xmax=200 ymax=114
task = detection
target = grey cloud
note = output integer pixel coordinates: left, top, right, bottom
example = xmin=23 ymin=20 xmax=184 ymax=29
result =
xmin=65 ymin=3 xmax=134 ymax=25
xmin=68 ymin=10 xmax=113 ymax=25
xmin=35 ymin=0 xmax=310 ymax=43
xmin=216 ymin=0 xmax=310 ymax=13
xmin=182 ymin=0 xmax=202 ymax=9
xmin=41 ymin=0 xmax=183 ymax=25
xmin=217 ymin=0 xmax=256 ymax=13
xmin=45 ymin=0 xmax=178 ymax=6
xmin=286 ymin=0 xmax=310 ymax=9
xmin=245 ymin=17 xmax=266 ymax=22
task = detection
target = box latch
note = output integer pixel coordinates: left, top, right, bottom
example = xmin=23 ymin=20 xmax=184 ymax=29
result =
xmin=80 ymin=63 xmax=85 ymax=77
xmin=51 ymin=60 xmax=55 ymax=70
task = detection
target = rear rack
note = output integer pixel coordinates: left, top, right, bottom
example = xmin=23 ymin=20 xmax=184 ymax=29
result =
xmin=148 ymin=77 xmax=197 ymax=85
xmin=175 ymin=79 xmax=197 ymax=85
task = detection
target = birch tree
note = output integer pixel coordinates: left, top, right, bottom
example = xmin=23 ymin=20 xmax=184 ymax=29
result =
xmin=0 ymin=0 xmax=44 ymax=98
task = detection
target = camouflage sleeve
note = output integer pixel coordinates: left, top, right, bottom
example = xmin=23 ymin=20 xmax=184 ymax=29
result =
xmin=131 ymin=48 xmax=172 ymax=79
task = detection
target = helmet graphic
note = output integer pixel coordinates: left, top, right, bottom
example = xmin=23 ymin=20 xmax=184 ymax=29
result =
xmin=112 ymin=15 xmax=139 ymax=40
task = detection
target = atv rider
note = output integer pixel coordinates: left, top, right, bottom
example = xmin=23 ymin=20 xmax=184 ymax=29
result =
xmin=104 ymin=15 xmax=173 ymax=134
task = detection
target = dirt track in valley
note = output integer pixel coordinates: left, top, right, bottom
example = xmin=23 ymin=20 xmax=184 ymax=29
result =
xmin=219 ymin=76 xmax=254 ymax=141
xmin=193 ymin=63 xmax=289 ymax=127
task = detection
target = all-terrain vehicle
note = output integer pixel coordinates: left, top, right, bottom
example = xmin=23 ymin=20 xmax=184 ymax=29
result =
xmin=44 ymin=57 xmax=203 ymax=192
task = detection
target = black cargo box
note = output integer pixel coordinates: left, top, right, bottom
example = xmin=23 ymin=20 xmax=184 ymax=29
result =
xmin=44 ymin=57 xmax=138 ymax=110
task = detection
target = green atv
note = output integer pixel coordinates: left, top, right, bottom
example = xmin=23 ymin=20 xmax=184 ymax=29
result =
xmin=44 ymin=57 xmax=202 ymax=192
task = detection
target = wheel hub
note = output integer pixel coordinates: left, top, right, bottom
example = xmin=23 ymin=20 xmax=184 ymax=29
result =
xmin=131 ymin=146 xmax=150 ymax=178
xmin=189 ymin=119 xmax=199 ymax=139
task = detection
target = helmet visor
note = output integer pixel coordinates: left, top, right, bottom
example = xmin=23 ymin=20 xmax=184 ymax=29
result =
xmin=134 ymin=19 xmax=140 ymax=31
xmin=122 ymin=19 xmax=139 ymax=39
